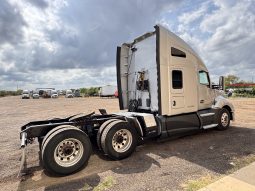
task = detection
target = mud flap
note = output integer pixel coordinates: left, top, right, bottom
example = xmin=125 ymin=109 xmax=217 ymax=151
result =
xmin=18 ymin=132 xmax=27 ymax=177
xmin=18 ymin=147 xmax=27 ymax=177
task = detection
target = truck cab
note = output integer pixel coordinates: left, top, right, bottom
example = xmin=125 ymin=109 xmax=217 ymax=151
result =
xmin=117 ymin=25 xmax=234 ymax=136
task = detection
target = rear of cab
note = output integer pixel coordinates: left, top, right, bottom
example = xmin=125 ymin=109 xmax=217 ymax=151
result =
xmin=116 ymin=24 xmax=234 ymax=120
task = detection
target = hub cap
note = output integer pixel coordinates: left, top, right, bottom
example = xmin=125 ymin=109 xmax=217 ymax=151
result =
xmin=112 ymin=129 xmax=132 ymax=153
xmin=221 ymin=112 xmax=229 ymax=127
xmin=54 ymin=138 xmax=83 ymax=167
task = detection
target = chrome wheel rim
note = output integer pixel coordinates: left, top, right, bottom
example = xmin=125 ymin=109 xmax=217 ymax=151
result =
xmin=221 ymin=112 xmax=229 ymax=127
xmin=54 ymin=138 xmax=83 ymax=167
xmin=112 ymin=129 xmax=132 ymax=153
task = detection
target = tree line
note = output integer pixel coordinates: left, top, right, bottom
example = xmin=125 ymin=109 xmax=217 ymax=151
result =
xmin=225 ymin=75 xmax=255 ymax=97
xmin=225 ymin=75 xmax=254 ymax=86
xmin=80 ymin=87 xmax=100 ymax=97
xmin=0 ymin=90 xmax=23 ymax=97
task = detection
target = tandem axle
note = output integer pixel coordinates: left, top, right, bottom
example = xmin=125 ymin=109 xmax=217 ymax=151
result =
xmin=19 ymin=106 xmax=232 ymax=176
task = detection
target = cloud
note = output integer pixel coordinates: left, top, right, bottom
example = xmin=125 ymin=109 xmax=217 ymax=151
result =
xmin=0 ymin=0 xmax=26 ymax=46
xmin=201 ymin=0 xmax=255 ymax=81
xmin=27 ymin=0 xmax=48 ymax=9
xmin=44 ymin=0 xmax=183 ymax=70
xmin=0 ymin=0 xmax=183 ymax=90
xmin=178 ymin=1 xmax=209 ymax=25
xmin=175 ymin=0 xmax=255 ymax=82
xmin=0 ymin=0 xmax=254 ymax=90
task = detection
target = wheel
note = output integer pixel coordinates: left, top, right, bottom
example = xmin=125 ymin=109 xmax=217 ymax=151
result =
xmin=217 ymin=108 xmax=230 ymax=130
xmin=41 ymin=125 xmax=77 ymax=150
xmin=101 ymin=120 xmax=138 ymax=160
xmin=96 ymin=119 xmax=121 ymax=150
xmin=42 ymin=127 xmax=92 ymax=175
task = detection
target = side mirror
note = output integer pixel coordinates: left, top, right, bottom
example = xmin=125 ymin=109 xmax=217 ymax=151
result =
xmin=219 ymin=76 xmax=225 ymax=90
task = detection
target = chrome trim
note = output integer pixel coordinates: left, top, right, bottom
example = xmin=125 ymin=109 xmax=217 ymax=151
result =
xmin=221 ymin=112 xmax=229 ymax=127
xmin=21 ymin=132 xmax=27 ymax=148
xmin=200 ymin=113 xmax=215 ymax=117
xmin=112 ymin=129 xmax=133 ymax=153
xmin=54 ymin=138 xmax=84 ymax=167
xmin=203 ymin=124 xmax=218 ymax=129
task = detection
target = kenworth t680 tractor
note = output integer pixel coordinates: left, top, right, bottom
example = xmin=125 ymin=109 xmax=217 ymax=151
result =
xmin=19 ymin=25 xmax=234 ymax=176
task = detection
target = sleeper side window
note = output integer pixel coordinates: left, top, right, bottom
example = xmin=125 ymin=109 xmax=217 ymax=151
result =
xmin=172 ymin=70 xmax=183 ymax=89
xmin=199 ymin=71 xmax=210 ymax=86
xmin=171 ymin=47 xmax=186 ymax=58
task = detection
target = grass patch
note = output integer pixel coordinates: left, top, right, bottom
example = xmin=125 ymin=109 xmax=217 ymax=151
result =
xmin=182 ymin=174 xmax=217 ymax=191
xmin=93 ymin=176 xmax=116 ymax=191
xmin=228 ymin=154 xmax=255 ymax=173
xmin=81 ymin=183 xmax=92 ymax=191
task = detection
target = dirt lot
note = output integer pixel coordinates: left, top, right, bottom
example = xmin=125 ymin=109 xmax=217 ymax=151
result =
xmin=0 ymin=96 xmax=255 ymax=191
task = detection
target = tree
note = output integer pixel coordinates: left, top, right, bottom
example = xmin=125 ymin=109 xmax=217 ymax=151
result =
xmin=225 ymin=75 xmax=239 ymax=85
xmin=80 ymin=87 xmax=100 ymax=96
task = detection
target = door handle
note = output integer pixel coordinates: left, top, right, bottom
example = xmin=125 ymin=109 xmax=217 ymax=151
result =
xmin=200 ymin=100 xmax=204 ymax=103
xmin=173 ymin=100 xmax=176 ymax=106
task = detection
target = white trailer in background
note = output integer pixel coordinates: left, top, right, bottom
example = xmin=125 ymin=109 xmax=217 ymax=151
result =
xmin=99 ymin=85 xmax=117 ymax=97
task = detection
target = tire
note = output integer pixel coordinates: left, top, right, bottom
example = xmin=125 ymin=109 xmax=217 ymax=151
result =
xmin=42 ymin=127 xmax=92 ymax=175
xmin=101 ymin=120 xmax=138 ymax=160
xmin=41 ymin=125 xmax=77 ymax=150
xmin=216 ymin=108 xmax=231 ymax=130
xmin=96 ymin=119 xmax=121 ymax=150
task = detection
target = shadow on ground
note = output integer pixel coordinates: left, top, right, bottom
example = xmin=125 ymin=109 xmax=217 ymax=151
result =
xmin=17 ymin=126 xmax=255 ymax=191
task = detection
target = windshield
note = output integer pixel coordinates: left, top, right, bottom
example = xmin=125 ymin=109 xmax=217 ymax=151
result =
xmin=66 ymin=90 xmax=72 ymax=94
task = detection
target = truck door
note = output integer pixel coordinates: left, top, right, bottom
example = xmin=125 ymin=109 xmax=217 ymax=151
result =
xmin=170 ymin=68 xmax=185 ymax=115
xmin=169 ymin=46 xmax=198 ymax=116
xmin=198 ymin=71 xmax=213 ymax=110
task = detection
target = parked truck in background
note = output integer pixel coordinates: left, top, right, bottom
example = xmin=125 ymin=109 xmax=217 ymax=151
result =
xmin=32 ymin=91 xmax=40 ymax=99
xmin=65 ymin=89 xmax=74 ymax=98
xmin=74 ymin=89 xmax=81 ymax=97
xmin=19 ymin=25 xmax=234 ymax=176
xmin=21 ymin=90 xmax=30 ymax=99
xmin=51 ymin=90 xmax=59 ymax=98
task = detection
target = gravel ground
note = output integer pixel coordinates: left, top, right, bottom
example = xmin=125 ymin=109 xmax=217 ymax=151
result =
xmin=0 ymin=96 xmax=254 ymax=191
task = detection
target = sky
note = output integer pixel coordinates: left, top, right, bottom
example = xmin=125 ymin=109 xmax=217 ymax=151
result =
xmin=0 ymin=0 xmax=254 ymax=90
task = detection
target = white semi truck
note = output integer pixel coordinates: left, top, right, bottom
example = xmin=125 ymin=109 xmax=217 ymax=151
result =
xmin=21 ymin=90 xmax=30 ymax=99
xmin=19 ymin=25 xmax=234 ymax=176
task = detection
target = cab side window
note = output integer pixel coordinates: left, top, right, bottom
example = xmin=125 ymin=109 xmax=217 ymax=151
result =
xmin=172 ymin=70 xmax=183 ymax=89
xmin=199 ymin=71 xmax=210 ymax=86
